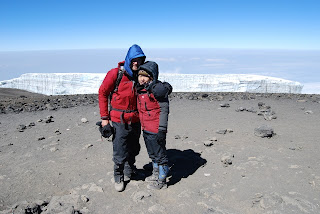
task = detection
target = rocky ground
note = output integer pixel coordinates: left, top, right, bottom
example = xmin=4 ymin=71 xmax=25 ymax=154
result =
xmin=0 ymin=88 xmax=320 ymax=214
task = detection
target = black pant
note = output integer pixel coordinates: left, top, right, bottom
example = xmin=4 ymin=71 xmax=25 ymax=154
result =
xmin=112 ymin=122 xmax=141 ymax=181
xmin=143 ymin=131 xmax=168 ymax=165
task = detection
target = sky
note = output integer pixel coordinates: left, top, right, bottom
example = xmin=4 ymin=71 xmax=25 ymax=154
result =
xmin=1 ymin=0 xmax=320 ymax=50
xmin=0 ymin=0 xmax=320 ymax=94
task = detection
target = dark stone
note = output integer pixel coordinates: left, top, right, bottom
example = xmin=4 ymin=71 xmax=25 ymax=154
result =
xmin=254 ymin=125 xmax=275 ymax=138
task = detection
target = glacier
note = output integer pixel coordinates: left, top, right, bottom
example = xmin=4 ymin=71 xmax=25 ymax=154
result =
xmin=0 ymin=73 xmax=303 ymax=95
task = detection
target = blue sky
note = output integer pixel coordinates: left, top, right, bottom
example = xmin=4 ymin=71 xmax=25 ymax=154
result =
xmin=1 ymin=0 xmax=320 ymax=50
xmin=1 ymin=0 xmax=320 ymax=94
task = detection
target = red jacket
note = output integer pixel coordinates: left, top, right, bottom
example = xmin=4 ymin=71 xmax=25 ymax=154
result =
xmin=137 ymin=89 xmax=161 ymax=133
xmin=98 ymin=61 xmax=139 ymax=124
xmin=137 ymin=84 xmax=171 ymax=134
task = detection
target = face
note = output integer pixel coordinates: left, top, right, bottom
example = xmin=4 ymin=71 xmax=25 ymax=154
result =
xmin=138 ymin=75 xmax=151 ymax=85
xmin=131 ymin=57 xmax=144 ymax=71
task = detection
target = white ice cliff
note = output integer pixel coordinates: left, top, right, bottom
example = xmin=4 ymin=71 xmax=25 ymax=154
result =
xmin=0 ymin=73 xmax=303 ymax=95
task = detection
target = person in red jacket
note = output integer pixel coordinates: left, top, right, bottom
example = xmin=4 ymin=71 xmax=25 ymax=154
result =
xmin=98 ymin=44 xmax=145 ymax=192
xmin=136 ymin=61 xmax=173 ymax=190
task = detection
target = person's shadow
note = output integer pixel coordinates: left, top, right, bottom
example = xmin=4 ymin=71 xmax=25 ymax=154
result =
xmin=143 ymin=149 xmax=207 ymax=186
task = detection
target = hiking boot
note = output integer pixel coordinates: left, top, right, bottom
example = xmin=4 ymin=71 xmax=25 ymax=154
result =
xmin=147 ymin=179 xmax=167 ymax=190
xmin=124 ymin=163 xmax=145 ymax=181
xmin=147 ymin=164 xmax=169 ymax=190
xmin=158 ymin=164 xmax=169 ymax=181
xmin=114 ymin=164 xmax=125 ymax=191
xmin=114 ymin=180 xmax=125 ymax=192
xmin=123 ymin=175 xmax=131 ymax=182
xmin=145 ymin=162 xmax=159 ymax=182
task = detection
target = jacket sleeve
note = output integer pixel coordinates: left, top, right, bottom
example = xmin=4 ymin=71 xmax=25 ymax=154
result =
xmin=98 ymin=69 xmax=118 ymax=120
xmin=158 ymin=100 xmax=169 ymax=132
xmin=151 ymin=81 xmax=173 ymax=132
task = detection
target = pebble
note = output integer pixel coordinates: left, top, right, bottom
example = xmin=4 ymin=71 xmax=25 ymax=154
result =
xmin=83 ymin=144 xmax=93 ymax=149
xmin=38 ymin=136 xmax=45 ymax=141
xmin=203 ymin=141 xmax=213 ymax=147
xmin=254 ymin=125 xmax=275 ymax=138
xmin=221 ymin=154 xmax=234 ymax=166
xmin=304 ymin=110 xmax=313 ymax=114
xmin=219 ymin=103 xmax=230 ymax=108
xmin=216 ymin=129 xmax=227 ymax=134
xmin=81 ymin=195 xmax=89 ymax=203
xmin=174 ymin=135 xmax=181 ymax=139
xmin=50 ymin=147 xmax=58 ymax=152
xmin=81 ymin=118 xmax=88 ymax=123
xmin=17 ymin=124 xmax=27 ymax=132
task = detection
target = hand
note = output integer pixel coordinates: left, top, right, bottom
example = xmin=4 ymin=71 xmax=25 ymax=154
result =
xmin=157 ymin=130 xmax=167 ymax=142
xmin=101 ymin=119 xmax=109 ymax=127
xmin=96 ymin=120 xmax=113 ymax=138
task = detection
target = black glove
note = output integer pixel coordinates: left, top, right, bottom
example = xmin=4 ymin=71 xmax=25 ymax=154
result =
xmin=157 ymin=130 xmax=167 ymax=143
xmin=96 ymin=121 xmax=113 ymax=138
xmin=152 ymin=82 xmax=173 ymax=101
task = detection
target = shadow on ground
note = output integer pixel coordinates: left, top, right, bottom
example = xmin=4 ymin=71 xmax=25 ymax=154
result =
xmin=143 ymin=149 xmax=207 ymax=186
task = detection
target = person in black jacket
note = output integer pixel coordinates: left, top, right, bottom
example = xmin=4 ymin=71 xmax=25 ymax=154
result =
xmin=136 ymin=61 xmax=172 ymax=190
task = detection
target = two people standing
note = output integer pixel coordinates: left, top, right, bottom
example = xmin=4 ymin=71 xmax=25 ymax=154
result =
xmin=98 ymin=44 xmax=172 ymax=192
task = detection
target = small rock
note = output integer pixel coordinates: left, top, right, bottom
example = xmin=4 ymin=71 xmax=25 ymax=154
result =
xmin=209 ymin=137 xmax=217 ymax=141
xmin=304 ymin=110 xmax=313 ymax=114
xmin=83 ymin=144 xmax=93 ymax=149
xmin=263 ymin=113 xmax=277 ymax=121
xmin=246 ymin=107 xmax=256 ymax=113
xmin=46 ymin=103 xmax=57 ymax=111
xmin=221 ymin=155 xmax=234 ymax=166
xmin=17 ymin=124 xmax=27 ymax=132
xmin=297 ymin=99 xmax=307 ymax=103
xmin=81 ymin=118 xmax=88 ymax=123
xmin=50 ymin=147 xmax=58 ymax=152
xmin=203 ymin=141 xmax=213 ymax=147
xmin=254 ymin=125 xmax=275 ymax=138
xmin=81 ymin=195 xmax=89 ymax=203
xmin=28 ymin=122 xmax=35 ymax=127
xmin=174 ymin=135 xmax=181 ymax=139
xmin=45 ymin=118 xmax=53 ymax=123
xmin=38 ymin=136 xmax=45 ymax=141
xmin=235 ymin=107 xmax=246 ymax=112
xmin=219 ymin=103 xmax=230 ymax=108
xmin=216 ymin=129 xmax=227 ymax=134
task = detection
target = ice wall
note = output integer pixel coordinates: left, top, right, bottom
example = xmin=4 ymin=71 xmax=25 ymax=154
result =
xmin=0 ymin=73 xmax=303 ymax=95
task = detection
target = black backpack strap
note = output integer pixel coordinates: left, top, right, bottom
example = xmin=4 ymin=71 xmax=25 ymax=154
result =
xmin=109 ymin=66 xmax=124 ymax=98
xmin=114 ymin=69 xmax=124 ymax=93
xmin=108 ymin=67 xmax=125 ymax=117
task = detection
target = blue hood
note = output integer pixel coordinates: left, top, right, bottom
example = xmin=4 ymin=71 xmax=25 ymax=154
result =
xmin=124 ymin=44 xmax=146 ymax=77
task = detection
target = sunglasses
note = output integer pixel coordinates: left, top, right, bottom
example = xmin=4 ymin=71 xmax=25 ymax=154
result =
xmin=131 ymin=57 xmax=144 ymax=64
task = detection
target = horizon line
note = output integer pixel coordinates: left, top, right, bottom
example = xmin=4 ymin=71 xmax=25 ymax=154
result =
xmin=1 ymin=47 xmax=320 ymax=52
